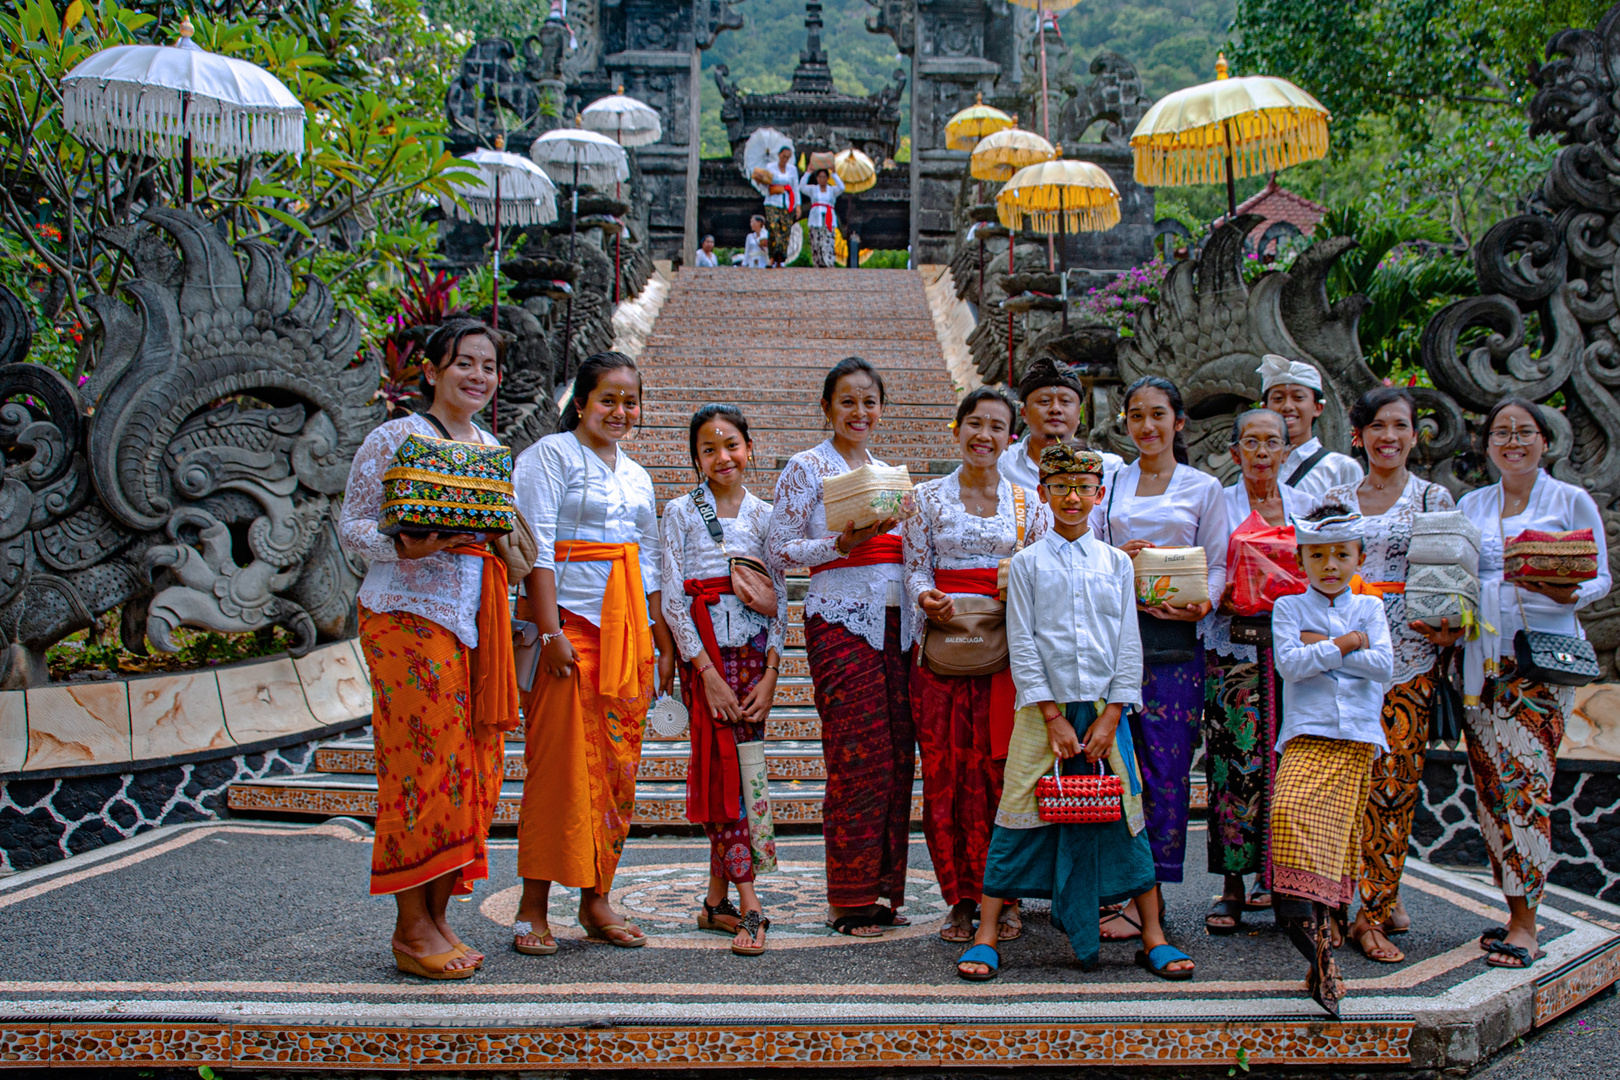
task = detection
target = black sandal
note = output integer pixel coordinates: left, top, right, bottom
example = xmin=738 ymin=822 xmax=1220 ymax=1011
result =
xmin=1205 ymin=898 xmax=1243 ymax=935
xmin=732 ymin=910 xmax=770 ymax=956
xmin=830 ymin=913 xmax=888 ymax=936
xmin=873 ymin=906 xmax=910 ymax=927
xmin=698 ymin=897 xmax=742 ymax=935
xmin=1484 ymin=939 xmax=1540 ymax=968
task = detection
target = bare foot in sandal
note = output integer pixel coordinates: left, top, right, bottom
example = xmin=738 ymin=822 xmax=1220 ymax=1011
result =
xmin=1349 ymin=914 xmax=1404 ymax=963
xmin=940 ymin=900 xmax=976 ymax=943
xmin=828 ymin=903 xmax=888 ymax=937
xmin=997 ymin=901 xmax=1022 ymax=941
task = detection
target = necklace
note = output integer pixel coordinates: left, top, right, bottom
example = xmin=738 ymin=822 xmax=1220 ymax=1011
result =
xmin=1367 ymin=469 xmax=1405 ymax=492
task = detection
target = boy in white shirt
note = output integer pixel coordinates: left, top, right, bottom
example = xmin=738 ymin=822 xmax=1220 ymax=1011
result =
xmin=1269 ymin=503 xmax=1394 ymax=1017
xmin=955 ymin=444 xmax=1193 ymax=983
xmin=742 ymin=216 xmax=769 ymax=268
xmin=1258 ymin=354 xmax=1362 ymax=501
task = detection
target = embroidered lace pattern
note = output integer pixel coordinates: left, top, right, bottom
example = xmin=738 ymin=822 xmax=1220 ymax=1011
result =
xmin=901 ymin=470 xmax=1050 ymax=626
xmin=1323 ymin=475 xmax=1455 ymax=685
xmin=660 ymin=485 xmax=787 ymax=662
xmin=339 ymin=414 xmax=498 ymax=647
xmin=766 ymin=440 xmax=913 ymax=652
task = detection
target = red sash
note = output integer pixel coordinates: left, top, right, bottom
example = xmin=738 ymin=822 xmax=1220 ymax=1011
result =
xmin=812 ymin=532 xmax=903 ymax=574
xmin=682 ymin=575 xmax=742 ymax=824
xmin=932 ymin=567 xmax=1016 ymax=760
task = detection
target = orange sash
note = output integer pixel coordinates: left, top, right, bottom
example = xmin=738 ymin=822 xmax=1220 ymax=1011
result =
xmin=555 ymin=540 xmax=653 ymax=699
xmin=448 ymin=544 xmax=522 ymax=735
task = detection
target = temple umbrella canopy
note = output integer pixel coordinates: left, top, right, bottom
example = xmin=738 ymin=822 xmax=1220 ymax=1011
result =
xmin=834 ymin=148 xmax=876 ymax=194
xmin=529 ymin=127 xmax=630 ymax=189
xmin=580 ymin=88 xmax=663 ymax=147
xmin=1130 ymin=53 xmax=1330 ymax=216
xmin=439 ymin=146 xmax=558 ymax=227
xmin=945 ymin=92 xmax=1015 ymax=151
xmin=995 ymin=157 xmax=1120 ymax=235
xmin=970 ymin=127 xmax=1054 ymax=182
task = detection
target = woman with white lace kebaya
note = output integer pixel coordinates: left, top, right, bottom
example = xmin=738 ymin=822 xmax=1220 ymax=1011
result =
xmin=799 ymin=168 xmax=845 ymax=268
xmin=767 ymin=356 xmax=915 ymax=937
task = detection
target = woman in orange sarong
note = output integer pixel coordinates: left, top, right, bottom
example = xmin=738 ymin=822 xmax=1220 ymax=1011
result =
xmin=337 ymin=320 xmax=521 ymax=980
xmin=510 ymin=352 xmax=676 ymax=953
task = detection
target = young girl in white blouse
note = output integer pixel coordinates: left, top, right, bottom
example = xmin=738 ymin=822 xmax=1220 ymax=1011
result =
xmin=1460 ymin=397 xmax=1611 ymax=970
xmin=903 ymin=387 xmax=1050 ymax=944
xmin=767 ymin=356 xmax=914 ymax=937
xmin=660 ymin=405 xmax=786 ymax=956
xmin=798 ymin=168 xmax=845 ymax=268
xmin=1093 ymin=376 xmax=1226 ymax=937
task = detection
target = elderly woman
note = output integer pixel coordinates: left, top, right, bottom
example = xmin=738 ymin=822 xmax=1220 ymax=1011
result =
xmin=903 ymin=386 xmax=1050 ymax=943
xmin=1317 ymin=386 xmax=1455 ymax=964
xmin=1202 ymin=409 xmax=1309 ymax=934
xmin=338 ymin=319 xmax=521 ymax=980
xmin=1460 ymin=398 xmax=1610 ymax=968
xmin=752 ymin=145 xmax=799 ymax=267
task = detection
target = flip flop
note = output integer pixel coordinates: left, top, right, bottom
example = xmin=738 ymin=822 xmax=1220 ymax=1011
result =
xmin=393 ymin=947 xmax=475 ymax=980
xmin=581 ymin=920 xmax=647 ymax=948
xmin=1135 ymin=943 xmax=1195 ymax=981
xmin=1100 ymin=908 xmax=1143 ymax=941
xmin=873 ymin=906 xmax=911 ymax=927
xmin=939 ymin=915 xmax=975 ymax=943
xmin=1484 ymin=939 xmax=1540 ymax=968
xmin=1205 ymin=898 xmax=1243 ymax=935
xmin=1244 ymin=890 xmax=1272 ymax=911
xmin=956 ymin=943 xmax=1001 ymax=981
xmin=830 ymin=913 xmax=889 ymax=937
xmin=511 ymin=920 xmax=557 ymax=956
xmin=997 ymin=904 xmax=1023 ymax=942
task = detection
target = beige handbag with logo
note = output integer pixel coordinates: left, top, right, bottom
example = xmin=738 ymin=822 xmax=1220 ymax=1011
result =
xmin=921 ymin=488 xmax=1027 ymax=678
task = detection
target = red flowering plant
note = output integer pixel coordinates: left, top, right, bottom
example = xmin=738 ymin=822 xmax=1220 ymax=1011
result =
xmin=370 ymin=261 xmax=466 ymax=417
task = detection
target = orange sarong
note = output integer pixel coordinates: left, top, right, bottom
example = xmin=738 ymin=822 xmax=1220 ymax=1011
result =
xmin=516 ymin=541 xmax=655 ymax=890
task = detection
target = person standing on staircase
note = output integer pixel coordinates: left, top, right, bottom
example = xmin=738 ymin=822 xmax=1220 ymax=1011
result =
xmin=509 ymin=351 xmax=677 ymax=954
xmin=904 ymin=387 xmax=1050 ymax=945
xmin=661 ymin=404 xmax=787 ymax=956
xmin=798 ymin=168 xmax=844 ymax=269
xmin=767 ymin=356 xmax=915 ymax=937
xmin=752 ymin=145 xmax=798 ymax=268
xmin=999 ymin=358 xmax=1122 ymax=496
xmin=1259 ymin=355 xmax=1362 ymax=504
xmin=338 ymin=320 xmax=521 ymax=981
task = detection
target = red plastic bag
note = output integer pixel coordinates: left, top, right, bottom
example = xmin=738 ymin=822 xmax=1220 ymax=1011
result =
xmin=1227 ymin=511 xmax=1307 ymax=616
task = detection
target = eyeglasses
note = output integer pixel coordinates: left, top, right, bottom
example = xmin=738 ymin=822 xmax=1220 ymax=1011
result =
xmin=1043 ymin=481 xmax=1100 ymax=498
xmin=1488 ymin=427 xmax=1542 ymax=445
xmin=1236 ymin=437 xmax=1286 ymax=452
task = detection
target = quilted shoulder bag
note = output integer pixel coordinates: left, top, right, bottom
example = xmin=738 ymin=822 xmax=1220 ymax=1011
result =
xmin=383 ymin=414 xmax=515 ymax=537
xmin=689 ymin=486 xmax=779 ymax=617
xmin=1502 ymin=516 xmax=1599 ymax=687
xmin=922 ymin=487 xmax=1025 ymax=678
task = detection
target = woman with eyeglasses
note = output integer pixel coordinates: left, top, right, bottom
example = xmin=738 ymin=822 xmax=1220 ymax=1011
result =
xmin=903 ymin=386 xmax=1051 ymax=944
xmin=1458 ymin=398 xmax=1610 ymax=969
xmin=1202 ymin=409 xmax=1309 ymax=934
xmin=1317 ymin=386 xmax=1455 ymax=965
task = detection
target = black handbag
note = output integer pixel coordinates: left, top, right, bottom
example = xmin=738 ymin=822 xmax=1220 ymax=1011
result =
xmin=1429 ymin=647 xmax=1465 ymax=744
xmin=1139 ymin=612 xmax=1198 ymax=665
xmin=1229 ymin=614 xmax=1272 ymax=647
xmin=1512 ymin=629 xmax=1599 ymax=687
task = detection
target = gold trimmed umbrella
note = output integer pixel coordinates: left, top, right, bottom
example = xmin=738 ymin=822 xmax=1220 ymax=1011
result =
xmin=969 ymin=127 xmax=1054 ymax=182
xmin=834 ymin=147 xmax=876 ymax=194
xmin=945 ymin=93 xmax=1015 ymax=151
xmin=995 ymin=156 xmax=1120 ymax=235
xmin=1130 ymin=53 xmax=1330 ymax=217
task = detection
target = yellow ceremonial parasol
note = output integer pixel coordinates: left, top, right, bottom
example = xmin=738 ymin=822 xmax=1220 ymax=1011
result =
xmin=1130 ymin=53 xmax=1330 ymax=217
xmin=995 ymin=156 xmax=1120 ymax=235
xmin=970 ymin=127 xmax=1055 ymax=182
xmin=834 ymin=148 xmax=876 ymax=194
xmin=945 ymin=93 xmax=1015 ymax=151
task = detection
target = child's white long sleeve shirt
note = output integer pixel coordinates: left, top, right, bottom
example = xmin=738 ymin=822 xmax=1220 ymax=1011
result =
xmin=1271 ymin=587 xmax=1394 ymax=752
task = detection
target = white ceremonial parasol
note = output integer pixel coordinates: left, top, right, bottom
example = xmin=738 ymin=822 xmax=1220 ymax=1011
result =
xmin=743 ymin=126 xmax=795 ymax=197
xmin=60 ymin=18 xmax=304 ymax=203
xmin=580 ymin=88 xmax=662 ymax=148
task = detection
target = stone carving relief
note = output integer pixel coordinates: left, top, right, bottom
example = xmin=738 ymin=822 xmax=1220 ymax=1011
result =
xmin=864 ymin=0 xmax=914 ymax=55
xmin=0 ymin=208 xmax=384 ymax=686
xmin=696 ymin=0 xmax=746 ymax=48
xmin=561 ymin=0 xmax=601 ymax=83
xmin=1060 ymin=51 xmax=1153 ymax=147
xmin=446 ymin=39 xmax=553 ymax=146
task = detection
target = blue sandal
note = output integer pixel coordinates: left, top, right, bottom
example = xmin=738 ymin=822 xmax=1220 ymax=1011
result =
xmin=956 ymin=943 xmax=1000 ymax=981
xmin=1136 ymin=943 xmax=1195 ymax=981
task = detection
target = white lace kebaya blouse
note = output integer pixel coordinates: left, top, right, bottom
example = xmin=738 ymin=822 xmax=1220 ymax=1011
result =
xmin=660 ymin=484 xmax=787 ymax=662
xmin=766 ymin=439 xmax=915 ymax=652
xmin=1091 ymin=461 xmax=1230 ymax=606
xmin=511 ymin=431 xmax=661 ymax=629
xmin=1321 ymin=474 xmax=1454 ymax=687
xmin=901 ymin=470 xmax=1051 ymax=627
xmin=338 ymin=414 xmax=502 ymax=648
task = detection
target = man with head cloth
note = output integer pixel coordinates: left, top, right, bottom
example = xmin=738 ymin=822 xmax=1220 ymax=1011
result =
xmin=1258 ymin=355 xmax=1362 ymax=502
xmin=1000 ymin=358 xmax=1123 ymax=495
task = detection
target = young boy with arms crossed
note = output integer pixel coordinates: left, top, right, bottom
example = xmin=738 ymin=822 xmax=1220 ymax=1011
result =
xmin=1270 ymin=505 xmax=1394 ymax=1016
xmin=955 ymin=444 xmax=1194 ymax=981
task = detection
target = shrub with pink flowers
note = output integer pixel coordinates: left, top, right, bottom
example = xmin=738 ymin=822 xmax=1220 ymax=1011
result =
xmin=1070 ymin=256 xmax=1171 ymax=337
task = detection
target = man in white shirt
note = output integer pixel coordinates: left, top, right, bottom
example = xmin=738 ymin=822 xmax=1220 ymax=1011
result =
xmin=1259 ymin=354 xmax=1362 ymax=503
xmin=1267 ymin=505 xmax=1393 ymax=1017
xmin=1000 ymin=357 xmax=1123 ymax=495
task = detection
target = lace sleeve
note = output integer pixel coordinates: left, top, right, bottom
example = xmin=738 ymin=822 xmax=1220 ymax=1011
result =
xmin=767 ymin=455 xmax=841 ymax=569
xmin=747 ymin=495 xmax=788 ymax=657
xmin=901 ymin=483 xmax=938 ymax=607
xmin=659 ymin=500 xmax=702 ymax=661
xmin=338 ymin=422 xmax=409 ymax=564
xmin=1023 ymin=492 xmax=1052 ymax=548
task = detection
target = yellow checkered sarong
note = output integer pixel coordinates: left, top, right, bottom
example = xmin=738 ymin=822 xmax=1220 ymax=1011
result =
xmin=1269 ymin=736 xmax=1377 ymax=906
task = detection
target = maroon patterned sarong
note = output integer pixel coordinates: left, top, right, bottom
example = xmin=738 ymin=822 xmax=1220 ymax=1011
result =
xmin=805 ymin=609 xmax=913 ymax=907
xmin=679 ymin=640 xmax=767 ymax=885
xmin=911 ymin=659 xmax=1004 ymax=906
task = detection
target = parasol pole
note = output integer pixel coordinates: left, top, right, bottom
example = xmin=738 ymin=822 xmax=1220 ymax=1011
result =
xmin=614 ymin=109 xmax=623 ymax=303
xmin=1223 ymin=119 xmax=1237 ymax=219
xmin=561 ymin=157 xmax=579 ymax=385
xmin=1037 ymin=10 xmax=1054 ymax=271
xmin=1007 ymin=232 xmax=1015 ymax=387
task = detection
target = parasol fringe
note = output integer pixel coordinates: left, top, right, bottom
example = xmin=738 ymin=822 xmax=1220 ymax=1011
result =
xmin=1130 ymin=109 xmax=1329 ymax=187
xmin=62 ymin=80 xmax=304 ymax=159
xmin=438 ymin=194 xmax=560 ymax=227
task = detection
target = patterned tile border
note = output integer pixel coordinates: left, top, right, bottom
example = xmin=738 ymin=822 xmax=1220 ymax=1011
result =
xmin=0 ymin=1018 xmax=1417 ymax=1069
xmin=1533 ymin=937 xmax=1620 ymax=1025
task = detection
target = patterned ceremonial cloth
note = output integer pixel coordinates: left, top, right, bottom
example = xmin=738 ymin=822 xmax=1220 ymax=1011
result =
xmin=516 ymin=615 xmax=654 ymax=891
xmin=1359 ymin=669 xmax=1435 ymax=921
xmin=679 ymin=634 xmax=777 ymax=884
xmin=1464 ymin=657 xmax=1572 ymax=905
xmin=764 ymin=205 xmax=794 ymax=263
xmin=805 ymin=609 xmax=914 ymax=907
xmin=1269 ymin=735 xmax=1377 ymax=906
xmin=1203 ymin=646 xmax=1281 ymax=881
xmin=910 ymin=661 xmax=1005 ymax=906
xmin=1131 ymin=651 xmax=1204 ymax=883
xmin=380 ymin=434 xmax=515 ymax=537
xmin=361 ymin=606 xmax=507 ymax=896
xmin=1039 ymin=442 xmax=1105 ymax=478
xmin=808 ymin=225 xmax=837 ymax=267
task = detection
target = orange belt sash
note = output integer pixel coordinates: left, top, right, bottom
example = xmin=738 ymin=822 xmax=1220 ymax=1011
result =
xmin=555 ymin=540 xmax=653 ymax=700
xmin=447 ymin=544 xmax=522 ymax=735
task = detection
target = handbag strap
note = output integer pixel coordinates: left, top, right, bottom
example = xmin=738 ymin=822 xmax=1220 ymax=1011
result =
xmin=1013 ymin=485 xmax=1027 ymax=551
xmin=1287 ymin=444 xmax=1332 ymax=487
xmin=689 ymin=485 xmax=727 ymax=545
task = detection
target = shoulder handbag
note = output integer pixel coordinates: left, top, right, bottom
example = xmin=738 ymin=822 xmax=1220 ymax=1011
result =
xmin=513 ymin=438 xmax=593 ymax=694
xmin=1104 ymin=476 xmax=1199 ymax=664
xmin=1429 ymin=646 xmax=1465 ymax=744
xmin=689 ymin=487 xmax=779 ymax=617
xmin=1229 ymin=614 xmax=1272 ymax=647
xmin=1501 ymin=512 xmax=1599 ymax=687
xmin=921 ymin=487 xmax=1025 ymax=678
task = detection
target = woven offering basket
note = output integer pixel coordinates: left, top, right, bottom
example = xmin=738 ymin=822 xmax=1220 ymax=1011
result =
xmin=822 ymin=463 xmax=916 ymax=533
xmin=380 ymin=434 xmax=515 ymax=537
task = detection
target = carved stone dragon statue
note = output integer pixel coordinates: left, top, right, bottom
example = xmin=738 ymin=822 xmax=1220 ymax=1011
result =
xmin=0 ymin=208 xmax=385 ymax=686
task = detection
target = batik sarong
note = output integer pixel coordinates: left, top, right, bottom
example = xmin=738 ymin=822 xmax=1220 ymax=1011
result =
xmin=1270 ymin=736 xmax=1377 ymax=907
xmin=911 ymin=661 xmax=1003 ymax=906
xmin=361 ymin=607 xmax=506 ymax=896
xmin=680 ymin=633 xmax=776 ymax=884
xmin=1130 ymin=650 xmax=1204 ymax=882
xmin=1464 ymin=657 xmax=1570 ymax=906
xmin=805 ymin=609 xmax=914 ymax=907
xmin=809 ymin=225 xmax=837 ymax=267
xmin=1359 ymin=669 xmax=1434 ymax=921
xmin=1203 ymin=646 xmax=1281 ymax=880
xmin=764 ymin=205 xmax=794 ymax=264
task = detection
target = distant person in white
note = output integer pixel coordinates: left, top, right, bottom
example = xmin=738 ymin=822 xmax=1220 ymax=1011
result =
xmin=743 ymin=216 xmax=769 ymax=268
xmin=694 ymin=234 xmax=719 ymax=268
xmin=1259 ymin=354 xmax=1362 ymax=503
xmin=999 ymin=357 xmax=1122 ymax=495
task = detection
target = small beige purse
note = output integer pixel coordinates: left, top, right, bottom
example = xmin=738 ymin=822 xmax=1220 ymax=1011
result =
xmin=920 ymin=488 xmax=1027 ymax=679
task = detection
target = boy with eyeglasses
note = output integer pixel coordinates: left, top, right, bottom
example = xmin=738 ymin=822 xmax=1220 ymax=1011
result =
xmin=955 ymin=443 xmax=1193 ymax=982
xmin=1258 ymin=354 xmax=1362 ymax=502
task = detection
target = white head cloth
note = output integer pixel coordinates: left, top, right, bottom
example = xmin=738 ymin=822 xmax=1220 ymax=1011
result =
xmin=1258 ymin=353 xmax=1323 ymax=394
xmin=1292 ymin=510 xmax=1364 ymax=545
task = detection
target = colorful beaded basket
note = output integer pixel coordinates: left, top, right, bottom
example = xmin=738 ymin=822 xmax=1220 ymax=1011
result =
xmin=380 ymin=434 xmax=516 ymax=538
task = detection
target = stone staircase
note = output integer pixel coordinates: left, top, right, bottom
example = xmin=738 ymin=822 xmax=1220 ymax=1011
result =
xmin=227 ymin=267 xmax=962 ymax=827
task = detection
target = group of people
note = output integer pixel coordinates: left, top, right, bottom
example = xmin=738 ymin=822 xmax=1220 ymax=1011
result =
xmin=339 ymin=321 xmax=1609 ymax=1017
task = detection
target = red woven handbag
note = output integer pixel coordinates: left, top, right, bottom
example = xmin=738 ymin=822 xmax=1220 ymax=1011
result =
xmin=1035 ymin=760 xmax=1123 ymax=824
